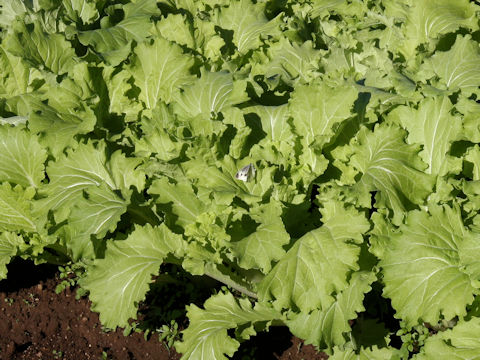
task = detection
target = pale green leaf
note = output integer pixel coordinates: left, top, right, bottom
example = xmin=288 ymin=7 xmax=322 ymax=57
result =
xmin=0 ymin=232 xmax=23 ymax=279
xmin=5 ymin=19 xmax=76 ymax=74
xmin=0 ymin=0 xmax=27 ymax=29
xmin=380 ymin=205 xmax=476 ymax=328
xmin=135 ymin=104 xmax=184 ymax=160
xmin=35 ymin=142 xmax=141 ymax=222
xmin=62 ymin=0 xmax=99 ymax=24
xmin=413 ymin=318 xmax=480 ymax=360
xmin=309 ymin=0 xmax=345 ymax=18
xmin=128 ymin=36 xmax=194 ymax=109
xmin=154 ymin=13 xmax=194 ymax=48
xmin=401 ymin=0 xmax=478 ymax=58
xmin=149 ymin=177 xmax=205 ymax=227
xmin=36 ymin=142 xmax=114 ymax=218
xmin=368 ymin=212 xmax=399 ymax=260
xmin=66 ymin=184 xmax=128 ymax=260
xmin=0 ymin=45 xmax=40 ymax=97
xmin=78 ymin=0 xmax=160 ymax=65
xmin=465 ymin=145 xmax=480 ymax=181
xmin=456 ymin=98 xmax=480 ymax=143
xmin=223 ymin=107 xmax=251 ymax=159
xmin=81 ymin=224 xmax=185 ymax=328
xmin=258 ymin=202 xmax=369 ymax=312
xmin=348 ymin=124 xmax=435 ymax=224
xmin=231 ymin=201 xmax=290 ymax=273
xmin=172 ymin=70 xmax=248 ymax=119
xmin=289 ymin=81 xmax=358 ymax=148
xmin=253 ymin=38 xmax=322 ymax=87
xmin=458 ymin=231 xmax=480 ymax=286
xmin=216 ymin=0 xmax=281 ymax=54
xmin=0 ymin=125 xmax=47 ymax=188
xmin=183 ymin=157 xmax=268 ymax=204
xmin=175 ymin=292 xmax=281 ymax=360
xmin=286 ymin=271 xmax=376 ymax=349
xmin=330 ymin=345 xmax=396 ymax=360
xmin=192 ymin=16 xmax=225 ymax=61
xmin=247 ymin=104 xmax=292 ymax=144
xmin=6 ymin=93 xmax=96 ymax=156
xmin=0 ymin=183 xmax=37 ymax=233
xmin=102 ymin=66 xmax=144 ymax=121
xmin=387 ymin=96 xmax=462 ymax=175
xmin=109 ymin=150 xmax=146 ymax=198
xmin=422 ymin=35 xmax=480 ymax=91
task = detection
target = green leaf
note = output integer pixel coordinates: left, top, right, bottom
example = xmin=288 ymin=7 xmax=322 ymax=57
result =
xmin=102 ymin=66 xmax=144 ymax=121
xmin=7 ymin=92 xmax=96 ymax=156
xmin=387 ymin=96 xmax=462 ymax=175
xmin=289 ymin=81 xmax=358 ymax=149
xmin=78 ymin=0 xmax=160 ymax=65
xmin=309 ymin=0 xmax=345 ymax=17
xmin=258 ymin=202 xmax=369 ymax=312
xmin=175 ymin=291 xmax=281 ymax=360
xmin=35 ymin=142 xmax=141 ymax=222
xmin=457 ymin=98 xmax=480 ymax=143
xmin=80 ymin=224 xmax=185 ymax=328
xmin=289 ymin=81 xmax=356 ymax=178
xmin=36 ymin=141 xmax=113 ymax=219
xmin=0 ymin=0 xmax=27 ymax=29
xmin=247 ymin=105 xmax=291 ymax=145
xmin=0 ymin=45 xmax=41 ymax=97
xmin=421 ymin=35 xmax=480 ymax=91
xmin=135 ymin=104 xmax=184 ymax=160
xmin=192 ymin=15 xmax=225 ymax=62
xmin=183 ymin=156 xmax=270 ymax=204
xmin=347 ymin=124 xmax=435 ymax=224
xmin=380 ymin=205 xmax=476 ymax=328
xmin=465 ymin=145 xmax=480 ymax=181
xmin=247 ymin=104 xmax=296 ymax=165
xmin=413 ymin=318 xmax=480 ymax=360
xmin=252 ymin=38 xmax=322 ymax=87
xmin=5 ymin=19 xmax=76 ymax=75
xmin=149 ymin=177 xmax=205 ymax=227
xmin=231 ymin=201 xmax=290 ymax=274
xmin=0 ymin=232 xmax=23 ymax=279
xmin=154 ymin=13 xmax=195 ymax=48
xmin=330 ymin=345 xmax=396 ymax=360
xmin=65 ymin=183 xmax=129 ymax=260
xmin=215 ymin=0 xmax=281 ymax=54
xmin=172 ymin=70 xmax=248 ymax=119
xmin=458 ymin=231 xmax=480 ymax=287
xmin=62 ymin=0 xmax=99 ymax=25
xmin=128 ymin=36 xmax=194 ymax=109
xmin=0 ymin=183 xmax=37 ymax=233
xmin=0 ymin=126 xmax=47 ymax=188
xmin=368 ymin=212 xmax=399 ymax=260
xmin=108 ymin=150 xmax=146 ymax=199
xmin=286 ymin=271 xmax=376 ymax=349
xmin=401 ymin=0 xmax=478 ymax=58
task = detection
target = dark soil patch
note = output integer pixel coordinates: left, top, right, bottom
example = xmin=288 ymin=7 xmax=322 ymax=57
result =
xmin=0 ymin=260 xmax=328 ymax=359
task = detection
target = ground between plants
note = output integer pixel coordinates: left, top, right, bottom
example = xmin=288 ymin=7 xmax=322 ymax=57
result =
xmin=0 ymin=260 xmax=327 ymax=360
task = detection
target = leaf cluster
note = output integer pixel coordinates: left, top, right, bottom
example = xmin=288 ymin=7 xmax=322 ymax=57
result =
xmin=1 ymin=0 xmax=480 ymax=358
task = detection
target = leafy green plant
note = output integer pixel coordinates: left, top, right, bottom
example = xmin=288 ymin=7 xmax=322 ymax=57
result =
xmin=55 ymin=262 xmax=86 ymax=297
xmin=52 ymin=349 xmax=63 ymax=359
xmin=4 ymin=297 xmax=14 ymax=306
xmin=157 ymin=320 xmax=180 ymax=349
xmin=1 ymin=0 xmax=480 ymax=359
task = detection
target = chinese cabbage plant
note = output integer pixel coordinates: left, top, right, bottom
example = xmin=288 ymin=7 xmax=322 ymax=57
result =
xmin=1 ymin=0 xmax=480 ymax=358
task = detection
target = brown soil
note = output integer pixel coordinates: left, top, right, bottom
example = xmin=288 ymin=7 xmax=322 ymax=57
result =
xmin=0 ymin=260 xmax=328 ymax=360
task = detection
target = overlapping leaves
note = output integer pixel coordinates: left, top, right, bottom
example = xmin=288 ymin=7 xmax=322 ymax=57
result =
xmin=0 ymin=0 xmax=480 ymax=359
